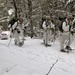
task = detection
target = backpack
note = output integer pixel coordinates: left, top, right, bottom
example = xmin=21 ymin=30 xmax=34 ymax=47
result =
xmin=39 ymin=18 xmax=46 ymax=29
xmin=8 ymin=18 xmax=18 ymax=28
xmin=59 ymin=21 xmax=64 ymax=32
xmin=59 ymin=20 xmax=72 ymax=32
xmin=58 ymin=16 xmax=67 ymax=32
xmin=73 ymin=22 xmax=75 ymax=28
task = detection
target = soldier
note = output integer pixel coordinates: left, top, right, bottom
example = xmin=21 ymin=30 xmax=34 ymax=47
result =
xmin=49 ymin=19 xmax=55 ymax=42
xmin=18 ymin=18 xmax=25 ymax=41
xmin=9 ymin=18 xmax=25 ymax=46
xmin=42 ymin=16 xmax=52 ymax=46
xmin=59 ymin=15 xmax=73 ymax=52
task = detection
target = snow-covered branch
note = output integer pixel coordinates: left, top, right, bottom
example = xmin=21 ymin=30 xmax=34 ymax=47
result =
xmin=66 ymin=0 xmax=73 ymax=6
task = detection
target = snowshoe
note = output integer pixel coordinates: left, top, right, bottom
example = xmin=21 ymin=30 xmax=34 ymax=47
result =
xmin=19 ymin=42 xmax=23 ymax=46
xmin=14 ymin=40 xmax=18 ymax=45
xmin=65 ymin=46 xmax=72 ymax=51
xmin=60 ymin=49 xmax=68 ymax=53
xmin=45 ymin=44 xmax=51 ymax=47
xmin=15 ymin=41 xmax=18 ymax=45
xmin=22 ymin=41 xmax=24 ymax=45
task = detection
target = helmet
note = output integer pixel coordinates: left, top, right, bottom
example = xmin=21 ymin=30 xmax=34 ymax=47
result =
xmin=46 ymin=16 xmax=51 ymax=20
xmin=67 ymin=15 xmax=73 ymax=21
xmin=43 ymin=15 xmax=46 ymax=19
xmin=67 ymin=15 xmax=73 ymax=19
xmin=19 ymin=18 xmax=23 ymax=23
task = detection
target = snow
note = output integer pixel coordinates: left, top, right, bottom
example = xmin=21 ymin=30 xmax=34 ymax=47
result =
xmin=0 ymin=31 xmax=75 ymax=75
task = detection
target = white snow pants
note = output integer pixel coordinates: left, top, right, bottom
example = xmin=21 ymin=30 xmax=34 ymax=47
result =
xmin=13 ymin=30 xmax=20 ymax=44
xmin=60 ymin=32 xmax=72 ymax=50
xmin=43 ymin=30 xmax=50 ymax=44
xmin=49 ymin=30 xmax=55 ymax=42
xmin=19 ymin=30 xmax=24 ymax=39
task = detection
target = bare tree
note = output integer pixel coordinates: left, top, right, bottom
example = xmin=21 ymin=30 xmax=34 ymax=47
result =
xmin=28 ymin=0 xmax=33 ymax=38
xmin=12 ymin=0 xmax=17 ymax=18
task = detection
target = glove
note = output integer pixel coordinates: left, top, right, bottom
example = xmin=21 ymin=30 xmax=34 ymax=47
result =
xmin=17 ymin=29 xmax=20 ymax=33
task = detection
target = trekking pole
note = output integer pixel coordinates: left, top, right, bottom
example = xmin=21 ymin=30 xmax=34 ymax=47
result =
xmin=7 ymin=37 xmax=12 ymax=46
xmin=69 ymin=32 xmax=70 ymax=45
xmin=45 ymin=29 xmax=48 ymax=47
xmin=64 ymin=32 xmax=75 ymax=49
xmin=68 ymin=23 xmax=72 ymax=49
xmin=64 ymin=37 xmax=69 ymax=48
xmin=52 ymin=27 xmax=56 ymax=44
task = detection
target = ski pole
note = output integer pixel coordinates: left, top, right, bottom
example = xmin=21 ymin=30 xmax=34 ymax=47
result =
xmin=45 ymin=29 xmax=48 ymax=47
xmin=7 ymin=37 xmax=12 ymax=46
xmin=64 ymin=37 xmax=69 ymax=48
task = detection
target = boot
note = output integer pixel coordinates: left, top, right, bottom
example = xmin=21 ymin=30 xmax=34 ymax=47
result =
xmin=60 ymin=49 xmax=67 ymax=52
xmin=65 ymin=46 xmax=72 ymax=50
xmin=45 ymin=44 xmax=51 ymax=47
xmin=15 ymin=41 xmax=18 ymax=45
xmin=19 ymin=42 xmax=23 ymax=46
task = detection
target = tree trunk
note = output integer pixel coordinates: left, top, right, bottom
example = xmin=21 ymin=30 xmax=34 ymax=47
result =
xmin=12 ymin=0 xmax=17 ymax=18
xmin=28 ymin=0 xmax=33 ymax=38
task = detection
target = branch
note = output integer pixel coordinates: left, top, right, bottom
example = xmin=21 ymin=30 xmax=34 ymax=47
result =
xmin=46 ymin=59 xmax=58 ymax=75
xmin=3 ymin=64 xmax=17 ymax=72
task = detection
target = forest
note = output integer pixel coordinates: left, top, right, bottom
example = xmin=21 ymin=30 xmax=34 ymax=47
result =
xmin=0 ymin=0 xmax=75 ymax=37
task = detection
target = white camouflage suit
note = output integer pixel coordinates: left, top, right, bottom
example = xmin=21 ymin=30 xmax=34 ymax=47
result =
xmin=42 ymin=19 xmax=54 ymax=45
xmin=60 ymin=19 xmax=73 ymax=51
xmin=49 ymin=22 xmax=55 ymax=42
xmin=11 ymin=19 xmax=25 ymax=46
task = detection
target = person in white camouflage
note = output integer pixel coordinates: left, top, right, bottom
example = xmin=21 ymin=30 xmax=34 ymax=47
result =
xmin=42 ymin=16 xmax=54 ymax=46
xmin=9 ymin=18 xmax=25 ymax=46
xmin=59 ymin=15 xmax=73 ymax=52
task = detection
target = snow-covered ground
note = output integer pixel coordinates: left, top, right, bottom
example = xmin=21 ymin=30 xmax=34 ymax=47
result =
xmin=0 ymin=31 xmax=75 ymax=75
